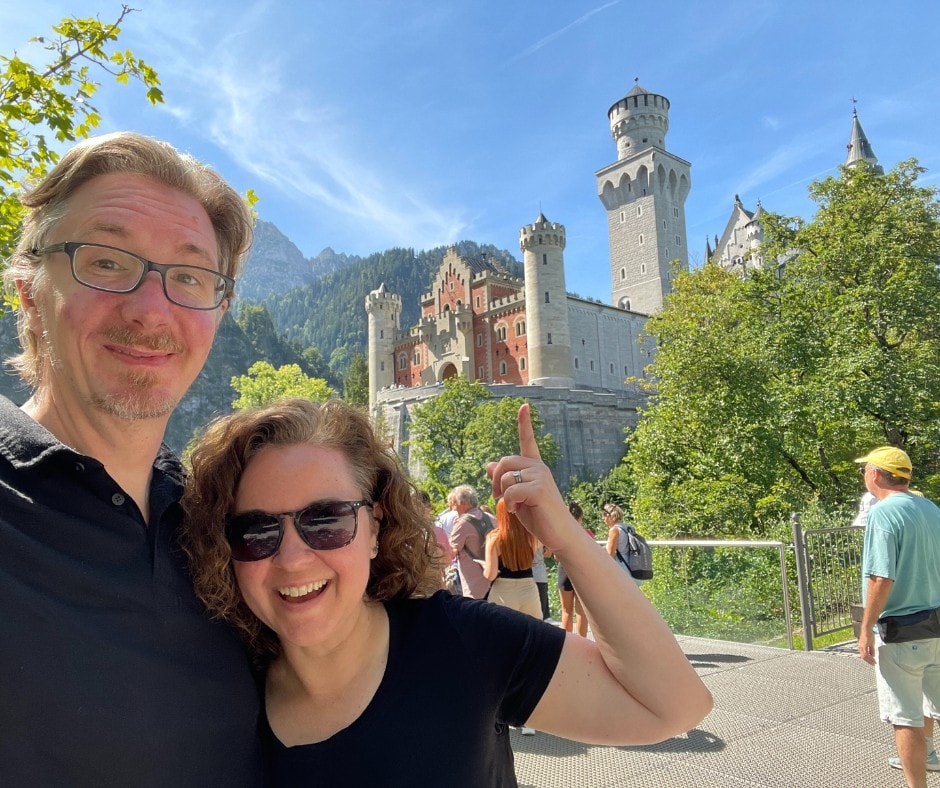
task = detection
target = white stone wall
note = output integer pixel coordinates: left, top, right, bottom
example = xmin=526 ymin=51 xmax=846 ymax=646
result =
xmin=374 ymin=381 xmax=643 ymax=488
xmin=567 ymin=298 xmax=651 ymax=389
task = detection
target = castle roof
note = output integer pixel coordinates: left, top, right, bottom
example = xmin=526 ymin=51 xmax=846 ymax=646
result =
xmin=845 ymin=108 xmax=883 ymax=174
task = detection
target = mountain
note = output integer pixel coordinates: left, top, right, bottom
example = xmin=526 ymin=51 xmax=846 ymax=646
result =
xmin=234 ymin=220 xmax=361 ymax=302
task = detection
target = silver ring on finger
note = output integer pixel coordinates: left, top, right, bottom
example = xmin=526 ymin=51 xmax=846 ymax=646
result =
xmin=512 ymin=470 xmax=523 ymax=485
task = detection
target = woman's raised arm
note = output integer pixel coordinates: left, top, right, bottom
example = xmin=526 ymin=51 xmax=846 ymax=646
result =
xmin=487 ymin=404 xmax=712 ymax=745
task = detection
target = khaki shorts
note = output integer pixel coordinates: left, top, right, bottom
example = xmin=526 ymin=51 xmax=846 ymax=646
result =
xmin=875 ymin=633 xmax=940 ymax=726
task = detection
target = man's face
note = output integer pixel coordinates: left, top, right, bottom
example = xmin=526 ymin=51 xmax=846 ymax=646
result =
xmin=454 ymin=500 xmax=472 ymax=516
xmin=18 ymin=172 xmax=227 ymax=422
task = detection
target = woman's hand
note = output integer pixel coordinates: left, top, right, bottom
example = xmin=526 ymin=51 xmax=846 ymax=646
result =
xmin=486 ymin=404 xmax=583 ymax=554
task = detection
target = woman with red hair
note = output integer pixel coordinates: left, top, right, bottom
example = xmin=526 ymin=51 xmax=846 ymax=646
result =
xmin=483 ymin=498 xmax=542 ymax=620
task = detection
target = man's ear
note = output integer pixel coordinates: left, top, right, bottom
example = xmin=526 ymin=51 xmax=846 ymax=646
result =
xmin=16 ymin=279 xmax=42 ymax=335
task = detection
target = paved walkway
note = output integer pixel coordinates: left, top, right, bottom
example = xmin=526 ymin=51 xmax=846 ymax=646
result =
xmin=511 ymin=635 xmax=939 ymax=787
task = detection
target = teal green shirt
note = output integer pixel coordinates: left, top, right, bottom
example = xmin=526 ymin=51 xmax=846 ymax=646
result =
xmin=863 ymin=492 xmax=940 ymax=618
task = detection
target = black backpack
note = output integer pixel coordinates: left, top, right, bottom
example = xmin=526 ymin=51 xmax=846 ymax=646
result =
xmin=614 ymin=524 xmax=654 ymax=580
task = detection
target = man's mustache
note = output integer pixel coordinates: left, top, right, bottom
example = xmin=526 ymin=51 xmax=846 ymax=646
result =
xmin=102 ymin=326 xmax=186 ymax=354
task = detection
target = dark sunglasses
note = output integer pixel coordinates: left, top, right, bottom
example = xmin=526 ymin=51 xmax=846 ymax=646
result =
xmin=225 ymin=499 xmax=373 ymax=562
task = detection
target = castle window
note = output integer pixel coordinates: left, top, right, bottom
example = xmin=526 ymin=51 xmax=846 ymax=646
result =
xmin=475 ymin=296 xmax=480 ymax=308
xmin=499 ymin=361 xmax=507 ymax=376
xmin=625 ymin=366 xmax=629 ymax=376
xmin=413 ymin=351 xmax=420 ymax=365
xmin=621 ymin=267 xmax=626 ymax=281
xmin=620 ymin=211 xmax=626 ymax=223
xmin=673 ymin=207 xmax=679 ymax=218
xmin=638 ymin=234 xmax=644 ymax=246
xmin=520 ymin=357 xmax=526 ymax=370
xmin=636 ymin=205 xmax=642 ymax=217
xmin=676 ymin=235 xmax=681 ymax=246
xmin=641 ymin=263 xmax=647 ymax=275
xmin=574 ymin=358 xmax=579 ymax=369
xmin=663 ymin=220 xmax=666 ymax=229
xmin=379 ymin=330 xmax=384 ymax=339
xmin=542 ymin=253 xmax=547 ymax=265
xmin=496 ymin=326 xmax=507 ymax=341
xmin=449 ymin=282 xmax=454 ymax=291
xmin=477 ymin=333 xmax=483 ymax=347
xmin=515 ymin=321 xmax=526 ymax=336
xmin=590 ymin=360 xmax=594 ymax=371
xmin=478 ymin=366 xmax=484 ymax=379
xmin=398 ymin=354 xmax=407 ymax=370
xmin=544 ymin=291 xmax=550 ymax=304
xmin=610 ymin=363 xmax=615 ymax=374
xmin=380 ymin=361 xmax=385 ymax=372
xmin=547 ymin=333 xmax=553 ymax=345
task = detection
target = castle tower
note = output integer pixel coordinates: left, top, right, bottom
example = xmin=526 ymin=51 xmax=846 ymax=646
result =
xmin=520 ymin=213 xmax=573 ymax=387
xmin=595 ymin=81 xmax=690 ymax=314
xmin=845 ymin=105 xmax=883 ymax=174
xmin=365 ymin=283 xmax=401 ymax=407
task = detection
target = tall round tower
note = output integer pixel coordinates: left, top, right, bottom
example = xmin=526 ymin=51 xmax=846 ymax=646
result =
xmin=365 ymin=283 xmax=401 ymax=407
xmin=520 ymin=213 xmax=573 ymax=387
xmin=596 ymin=80 xmax=690 ymax=314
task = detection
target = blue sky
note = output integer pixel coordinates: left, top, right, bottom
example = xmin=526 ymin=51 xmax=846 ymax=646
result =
xmin=4 ymin=1 xmax=939 ymax=301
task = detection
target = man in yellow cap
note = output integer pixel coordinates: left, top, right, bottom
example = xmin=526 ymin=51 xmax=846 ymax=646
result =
xmin=857 ymin=446 xmax=940 ymax=787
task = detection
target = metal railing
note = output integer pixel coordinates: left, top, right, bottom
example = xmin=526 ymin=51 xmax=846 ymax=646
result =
xmin=791 ymin=514 xmax=864 ymax=651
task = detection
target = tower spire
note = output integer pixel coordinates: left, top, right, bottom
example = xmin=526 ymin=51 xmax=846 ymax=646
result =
xmin=845 ymin=101 xmax=883 ymax=174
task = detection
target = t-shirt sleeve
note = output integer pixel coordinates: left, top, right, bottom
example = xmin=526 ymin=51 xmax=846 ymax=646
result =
xmin=440 ymin=593 xmax=565 ymax=727
xmin=864 ymin=507 xmax=898 ymax=581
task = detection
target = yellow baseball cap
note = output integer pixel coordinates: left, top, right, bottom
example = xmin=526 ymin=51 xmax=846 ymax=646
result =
xmin=854 ymin=446 xmax=912 ymax=479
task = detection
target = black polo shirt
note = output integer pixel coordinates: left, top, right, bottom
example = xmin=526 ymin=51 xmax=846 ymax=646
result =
xmin=0 ymin=396 xmax=263 ymax=787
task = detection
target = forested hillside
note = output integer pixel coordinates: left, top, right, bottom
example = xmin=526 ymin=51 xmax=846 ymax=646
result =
xmin=258 ymin=240 xmax=521 ymax=368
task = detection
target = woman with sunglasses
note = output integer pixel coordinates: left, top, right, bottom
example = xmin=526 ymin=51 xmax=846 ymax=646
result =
xmin=181 ymin=398 xmax=711 ymax=787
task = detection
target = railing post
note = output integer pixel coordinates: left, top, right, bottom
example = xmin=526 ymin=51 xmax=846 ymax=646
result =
xmin=778 ymin=543 xmax=794 ymax=650
xmin=791 ymin=512 xmax=814 ymax=651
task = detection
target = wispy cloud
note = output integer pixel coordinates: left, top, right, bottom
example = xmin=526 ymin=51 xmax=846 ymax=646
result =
xmin=733 ymin=138 xmax=821 ymax=198
xmin=508 ymin=1 xmax=621 ymax=63
xmin=144 ymin=5 xmax=469 ymax=251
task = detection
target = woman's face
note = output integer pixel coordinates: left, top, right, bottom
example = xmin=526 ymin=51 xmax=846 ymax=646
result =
xmin=231 ymin=442 xmax=379 ymax=652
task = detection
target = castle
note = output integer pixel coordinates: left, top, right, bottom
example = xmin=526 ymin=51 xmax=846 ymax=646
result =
xmin=365 ymin=84 xmax=880 ymax=487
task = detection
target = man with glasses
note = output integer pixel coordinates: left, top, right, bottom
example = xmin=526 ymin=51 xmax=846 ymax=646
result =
xmin=0 ymin=132 xmax=262 ymax=785
xmin=856 ymin=447 xmax=940 ymax=787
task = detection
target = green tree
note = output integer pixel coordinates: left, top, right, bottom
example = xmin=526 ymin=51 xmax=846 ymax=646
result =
xmin=628 ymin=159 xmax=940 ymax=539
xmin=343 ymin=352 xmax=369 ymax=407
xmin=0 ymin=6 xmax=162 ymax=274
xmin=452 ymin=395 xmax=559 ymax=494
xmin=408 ymin=376 xmax=559 ymax=499
xmin=231 ymin=361 xmax=334 ymax=410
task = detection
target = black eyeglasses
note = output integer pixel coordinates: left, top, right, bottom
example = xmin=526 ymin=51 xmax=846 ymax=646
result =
xmin=32 ymin=241 xmax=233 ymax=310
xmin=225 ymin=499 xmax=373 ymax=562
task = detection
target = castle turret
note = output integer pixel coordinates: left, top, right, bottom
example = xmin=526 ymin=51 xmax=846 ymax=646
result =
xmin=596 ymin=81 xmax=690 ymax=314
xmin=520 ymin=213 xmax=573 ymax=387
xmin=845 ymin=105 xmax=883 ymax=174
xmin=365 ymin=283 xmax=401 ymax=407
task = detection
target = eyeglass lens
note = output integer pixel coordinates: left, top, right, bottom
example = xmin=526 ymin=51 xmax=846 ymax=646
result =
xmin=225 ymin=500 xmax=368 ymax=561
xmin=70 ymin=243 xmax=226 ymax=309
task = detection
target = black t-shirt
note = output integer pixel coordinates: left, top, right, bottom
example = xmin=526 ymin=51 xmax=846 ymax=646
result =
xmin=262 ymin=591 xmax=566 ymax=787
xmin=0 ymin=396 xmax=263 ymax=787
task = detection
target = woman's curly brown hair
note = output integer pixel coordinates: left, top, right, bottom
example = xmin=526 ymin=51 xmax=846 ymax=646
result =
xmin=180 ymin=398 xmax=443 ymax=664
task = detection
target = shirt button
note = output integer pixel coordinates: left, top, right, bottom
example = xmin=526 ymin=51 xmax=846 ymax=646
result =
xmin=111 ymin=493 xmax=125 ymax=506
xmin=74 ymin=462 xmax=85 ymax=472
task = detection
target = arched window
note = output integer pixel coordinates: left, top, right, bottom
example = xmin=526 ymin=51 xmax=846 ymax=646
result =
xmin=499 ymin=361 xmax=507 ymax=375
xmin=520 ymin=357 xmax=526 ymax=370
xmin=398 ymin=354 xmax=407 ymax=370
